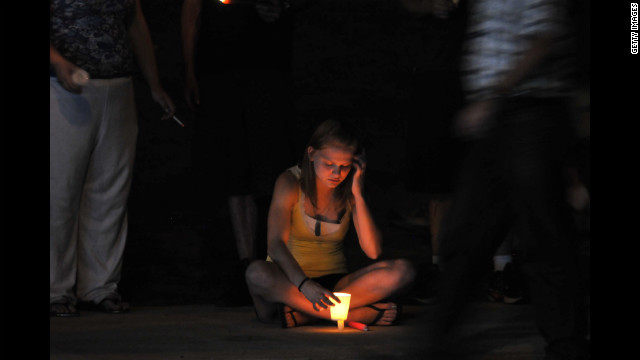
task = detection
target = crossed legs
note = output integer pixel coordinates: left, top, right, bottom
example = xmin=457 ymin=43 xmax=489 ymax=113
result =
xmin=245 ymin=258 xmax=415 ymax=326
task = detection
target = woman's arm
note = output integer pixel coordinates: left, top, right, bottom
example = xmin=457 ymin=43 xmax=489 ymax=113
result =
xmin=267 ymin=171 xmax=340 ymax=311
xmin=350 ymin=154 xmax=383 ymax=259
xmin=50 ymin=43 xmax=82 ymax=94
xmin=128 ymin=0 xmax=175 ymax=120
xmin=181 ymin=0 xmax=202 ymax=110
xmin=266 ymin=172 xmax=307 ymax=287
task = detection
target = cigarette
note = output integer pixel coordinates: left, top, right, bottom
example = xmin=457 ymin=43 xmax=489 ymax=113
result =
xmin=173 ymin=115 xmax=185 ymax=127
xmin=346 ymin=321 xmax=368 ymax=331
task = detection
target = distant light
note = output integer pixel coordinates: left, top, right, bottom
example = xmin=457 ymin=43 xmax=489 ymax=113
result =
xmin=219 ymin=0 xmax=255 ymax=5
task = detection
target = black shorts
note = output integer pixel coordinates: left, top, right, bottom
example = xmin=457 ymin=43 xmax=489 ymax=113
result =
xmin=312 ymin=273 xmax=347 ymax=291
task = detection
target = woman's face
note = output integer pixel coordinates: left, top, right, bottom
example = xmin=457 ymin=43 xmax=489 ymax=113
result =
xmin=308 ymin=145 xmax=354 ymax=189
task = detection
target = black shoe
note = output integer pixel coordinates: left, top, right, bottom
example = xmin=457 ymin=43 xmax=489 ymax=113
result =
xmin=412 ymin=264 xmax=440 ymax=304
xmin=78 ymin=294 xmax=130 ymax=314
xmin=488 ymin=263 xmax=525 ymax=304
xmin=487 ymin=269 xmax=505 ymax=302
xmin=501 ymin=262 xmax=525 ymax=304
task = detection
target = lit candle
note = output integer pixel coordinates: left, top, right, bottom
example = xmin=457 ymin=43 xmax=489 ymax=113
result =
xmin=329 ymin=293 xmax=351 ymax=331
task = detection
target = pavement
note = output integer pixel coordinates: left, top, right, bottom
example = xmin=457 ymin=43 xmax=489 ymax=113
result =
xmin=50 ymin=301 xmax=549 ymax=360
xmin=50 ymin=225 xmax=586 ymax=360
xmin=50 ymin=181 xmax=590 ymax=360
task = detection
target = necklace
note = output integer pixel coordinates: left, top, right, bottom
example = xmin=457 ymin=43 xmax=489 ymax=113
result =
xmin=312 ymin=198 xmax=333 ymax=237
xmin=314 ymin=216 xmax=322 ymax=236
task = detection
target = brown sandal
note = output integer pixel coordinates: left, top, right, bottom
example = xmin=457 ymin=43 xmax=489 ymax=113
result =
xmin=278 ymin=304 xmax=298 ymax=328
xmin=366 ymin=303 xmax=402 ymax=325
xmin=277 ymin=304 xmax=318 ymax=328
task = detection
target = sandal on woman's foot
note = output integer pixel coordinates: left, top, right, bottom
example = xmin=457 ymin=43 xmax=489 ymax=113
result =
xmin=366 ymin=303 xmax=401 ymax=326
xmin=50 ymin=302 xmax=78 ymax=317
xmin=277 ymin=304 xmax=315 ymax=328
xmin=278 ymin=304 xmax=297 ymax=328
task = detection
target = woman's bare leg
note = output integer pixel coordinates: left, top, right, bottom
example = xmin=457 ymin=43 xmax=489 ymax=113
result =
xmin=245 ymin=258 xmax=415 ymax=326
xmin=245 ymin=260 xmax=336 ymax=323
xmin=334 ymin=258 xmax=415 ymax=325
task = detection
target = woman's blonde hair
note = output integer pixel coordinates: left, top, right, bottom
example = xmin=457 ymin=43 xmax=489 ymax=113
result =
xmin=299 ymin=119 xmax=362 ymax=210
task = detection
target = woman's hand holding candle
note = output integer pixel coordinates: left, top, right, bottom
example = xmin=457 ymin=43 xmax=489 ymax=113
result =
xmin=299 ymin=279 xmax=341 ymax=312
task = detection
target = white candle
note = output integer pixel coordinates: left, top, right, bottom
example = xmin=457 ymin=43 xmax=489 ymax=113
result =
xmin=329 ymin=293 xmax=351 ymax=331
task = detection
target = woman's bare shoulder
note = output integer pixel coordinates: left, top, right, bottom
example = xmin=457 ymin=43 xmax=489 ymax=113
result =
xmin=272 ymin=170 xmax=300 ymax=205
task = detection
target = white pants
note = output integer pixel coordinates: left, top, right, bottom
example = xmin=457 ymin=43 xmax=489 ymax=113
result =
xmin=50 ymin=77 xmax=138 ymax=304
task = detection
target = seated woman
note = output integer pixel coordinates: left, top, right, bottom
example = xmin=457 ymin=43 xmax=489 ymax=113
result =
xmin=245 ymin=119 xmax=416 ymax=328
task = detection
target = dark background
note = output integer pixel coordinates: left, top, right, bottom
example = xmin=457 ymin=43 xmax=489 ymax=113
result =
xmin=119 ymin=0 xmax=590 ymax=307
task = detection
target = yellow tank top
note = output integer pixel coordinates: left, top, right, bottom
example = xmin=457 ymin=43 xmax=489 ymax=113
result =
xmin=267 ymin=166 xmax=351 ymax=278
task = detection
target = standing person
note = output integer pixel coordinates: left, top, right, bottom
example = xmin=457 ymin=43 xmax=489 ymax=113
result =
xmin=429 ymin=0 xmax=589 ymax=359
xmin=397 ymin=0 xmax=467 ymax=304
xmin=50 ymin=0 xmax=175 ymax=316
xmin=181 ymin=0 xmax=297 ymax=270
xmin=245 ymin=119 xmax=416 ymax=328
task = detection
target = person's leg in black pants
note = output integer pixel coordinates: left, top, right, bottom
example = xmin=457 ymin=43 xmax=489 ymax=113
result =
xmin=430 ymin=114 xmax=514 ymax=345
xmin=504 ymin=98 xmax=588 ymax=359
xmin=431 ymin=98 xmax=588 ymax=359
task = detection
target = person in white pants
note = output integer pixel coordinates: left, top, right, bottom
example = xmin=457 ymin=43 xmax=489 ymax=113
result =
xmin=50 ymin=78 xmax=137 ymax=314
xmin=50 ymin=0 xmax=175 ymax=316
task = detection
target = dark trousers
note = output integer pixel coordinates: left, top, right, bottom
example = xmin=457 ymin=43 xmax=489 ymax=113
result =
xmin=434 ymin=97 xmax=588 ymax=357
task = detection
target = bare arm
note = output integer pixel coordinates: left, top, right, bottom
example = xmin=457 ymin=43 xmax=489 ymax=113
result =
xmin=350 ymin=154 xmax=383 ymax=259
xmin=267 ymin=172 xmax=341 ymax=310
xmin=266 ymin=172 xmax=305 ymax=285
xmin=181 ymin=0 xmax=202 ymax=109
xmin=128 ymin=0 xmax=175 ymax=120
xmin=50 ymin=43 xmax=82 ymax=94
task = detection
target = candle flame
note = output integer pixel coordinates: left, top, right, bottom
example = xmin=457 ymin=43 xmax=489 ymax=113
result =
xmin=219 ymin=0 xmax=231 ymax=4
